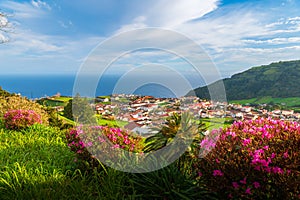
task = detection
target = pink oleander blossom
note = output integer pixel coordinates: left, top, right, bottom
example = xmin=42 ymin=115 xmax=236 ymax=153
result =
xmin=213 ymin=170 xmax=223 ymax=177
xmin=245 ymin=187 xmax=251 ymax=195
xmin=232 ymin=182 xmax=239 ymax=189
xmin=253 ymin=181 xmax=260 ymax=188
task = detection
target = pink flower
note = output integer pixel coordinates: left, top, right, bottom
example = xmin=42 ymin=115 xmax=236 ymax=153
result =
xmin=283 ymin=151 xmax=289 ymax=158
xmin=272 ymin=166 xmax=283 ymax=174
xmin=216 ymin=158 xmax=220 ymax=163
xmin=242 ymin=138 xmax=251 ymax=146
xmin=253 ymin=181 xmax=260 ymax=188
xmin=198 ymin=171 xmax=202 ymax=177
xmin=87 ymin=142 xmax=93 ymax=147
xmin=213 ymin=170 xmax=223 ymax=177
xmin=271 ymin=153 xmax=276 ymax=159
xmin=245 ymin=187 xmax=251 ymax=195
xmin=232 ymin=182 xmax=239 ymax=189
xmin=240 ymin=177 xmax=247 ymax=184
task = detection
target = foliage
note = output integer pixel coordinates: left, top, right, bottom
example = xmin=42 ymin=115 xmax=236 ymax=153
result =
xmin=195 ymin=118 xmax=300 ymax=199
xmin=143 ymin=112 xmax=206 ymax=156
xmin=130 ymin=162 xmax=217 ymax=200
xmin=0 ymin=86 xmax=12 ymax=97
xmin=4 ymin=109 xmax=42 ymax=130
xmin=189 ymin=60 xmax=300 ymax=100
xmin=65 ymin=125 xmax=144 ymax=172
xmin=63 ymin=94 xmax=96 ymax=124
xmin=44 ymin=107 xmax=66 ymax=129
xmin=0 ymin=125 xmax=78 ymax=199
xmin=0 ymin=96 xmax=49 ymax=125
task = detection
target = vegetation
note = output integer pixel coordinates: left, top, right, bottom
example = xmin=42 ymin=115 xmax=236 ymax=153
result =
xmin=201 ymin=117 xmax=233 ymax=130
xmin=0 ymin=88 xmax=299 ymax=199
xmin=188 ymin=60 xmax=300 ymax=100
xmin=0 ymin=95 xmax=49 ymax=125
xmin=230 ymin=96 xmax=300 ymax=110
xmin=63 ymin=94 xmax=96 ymax=124
xmin=143 ymin=112 xmax=206 ymax=153
xmin=0 ymin=86 xmax=12 ymax=97
xmin=195 ymin=118 xmax=300 ymax=199
xmin=96 ymin=116 xmax=128 ymax=127
xmin=4 ymin=109 xmax=42 ymax=130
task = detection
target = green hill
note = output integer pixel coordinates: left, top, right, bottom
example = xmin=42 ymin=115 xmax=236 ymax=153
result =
xmin=187 ymin=60 xmax=300 ymax=100
xmin=0 ymin=86 xmax=12 ymax=97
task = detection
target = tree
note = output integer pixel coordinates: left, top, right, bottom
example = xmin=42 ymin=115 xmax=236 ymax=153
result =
xmin=143 ymin=112 xmax=207 ymax=153
xmin=63 ymin=94 xmax=96 ymax=125
xmin=0 ymin=12 xmax=10 ymax=43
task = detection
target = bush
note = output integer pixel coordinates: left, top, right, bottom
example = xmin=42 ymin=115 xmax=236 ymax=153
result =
xmin=196 ymin=118 xmax=300 ymax=199
xmin=65 ymin=125 xmax=144 ymax=171
xmin=0 ymin=96 xmax=49 ymax=125
xmin=4 ymin=109 xmax=42 ymax=130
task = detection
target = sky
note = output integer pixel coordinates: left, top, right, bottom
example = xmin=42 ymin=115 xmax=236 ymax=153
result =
xmin=0 ymin=0 xmax=300 ymax=81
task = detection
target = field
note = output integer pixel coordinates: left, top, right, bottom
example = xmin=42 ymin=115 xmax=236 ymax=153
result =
xmin=201 ymin=117 xmax=233 ymax=130
xmin=96 ymin=117 xmax=128 ymax=127
xmin=230 ymin=96 xmax=300 ymax=108
xmin=37 ymin=96 xmax=72 ymax=107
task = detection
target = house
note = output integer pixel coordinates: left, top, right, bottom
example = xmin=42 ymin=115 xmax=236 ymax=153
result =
xmin=124 ymin=121 xmax=142 ymax=130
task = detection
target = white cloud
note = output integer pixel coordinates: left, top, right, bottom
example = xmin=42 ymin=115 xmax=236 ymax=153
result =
xmin=118 ymin=0 xmax=219 ymax=32
xmin=117 ymin=16 xmax=147 ymax=33
xmin=244 ymin=37 xmax=300 ymax=45
xmin=145 ymin=0 xmax=219 ymax=27
xmin=0 ymin=1 xmax=47 ymax=19
xmin=31 ymin=0 xmax=51 ymax=10
xmin=0 ymin=14 xmax=8 ymax=27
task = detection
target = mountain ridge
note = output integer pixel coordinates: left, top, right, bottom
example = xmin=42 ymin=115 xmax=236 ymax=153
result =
xmin=186 ymin=60 xmax=300 ymax=100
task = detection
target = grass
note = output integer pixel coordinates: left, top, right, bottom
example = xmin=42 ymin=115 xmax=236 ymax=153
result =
xmin=0 ymin=124 xmax=138 ymax=199
xmin=0 ymin=122 xmax=213 ymax=199
xmin=201 ymin=118 xmax=232 ymax=131
xmin=0 ymin=124 xmax=75 ymax=199
xmin=54 ymin=96 xmax=72 ymax=102
xmin=230 ymin=96 xmax=300 ymax=108
xmin=58 ymin=114 xmax=76 ymax=125
xmin=96 ymin=117 xmax=128 ymax=127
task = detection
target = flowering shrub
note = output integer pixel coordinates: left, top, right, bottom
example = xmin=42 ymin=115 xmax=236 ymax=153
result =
xmin=66 ymin=125 xmax=144 ymax=170
xmin=196 ymin=118 xmax=300 ymax=199
xmin=0 ymin=96 xmax=49 ymax=124
xmin=4 ymin=109 xmax=42 ymax=130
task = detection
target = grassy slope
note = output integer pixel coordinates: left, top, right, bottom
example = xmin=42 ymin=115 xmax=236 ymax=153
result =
xmin=189 ymin=60 xmax=300 ymax=100
xmin=230 ymin=96 xmax=300 ymax=108
xmin=0 ymin=124 xmax=136 ymax=199
xmin=201 ymin=118 xmax=232 ymax=130
xmin=96 ymin=117 xmax=128 ymax=127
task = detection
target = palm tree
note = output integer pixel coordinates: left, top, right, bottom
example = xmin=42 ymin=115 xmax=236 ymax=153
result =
xmin=143 ymin=112 xmax=207 ymax=153
xmin=143 ymin=111 xmax=207 ymax=173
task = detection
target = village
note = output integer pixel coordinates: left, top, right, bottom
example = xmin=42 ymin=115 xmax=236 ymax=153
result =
xmin=90 ymin=94 xmax=300 ymax=134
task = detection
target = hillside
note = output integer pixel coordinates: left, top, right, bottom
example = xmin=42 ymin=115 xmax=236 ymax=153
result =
xmin=0 ymin=86 xmax=12 ymax=97
xmin=187 ymin=60 xmax=300 ymax=100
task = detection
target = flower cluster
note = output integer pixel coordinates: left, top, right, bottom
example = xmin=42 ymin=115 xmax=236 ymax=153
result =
xmin=0 ymin=96 xmax=49 ymax=124
xmin=66 ymin=125 xmax=144 ymax=170
xmin=196 ymin=118 xmax=300 ymax=199
xmin=4 ymin=109 xmax=42 ymax=130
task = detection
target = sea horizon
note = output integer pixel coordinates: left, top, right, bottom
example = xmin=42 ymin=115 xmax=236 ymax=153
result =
xmin=0 ymin=74 xmax=204 ymax=99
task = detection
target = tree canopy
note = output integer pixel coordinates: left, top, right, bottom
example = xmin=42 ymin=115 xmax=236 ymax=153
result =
xmin=63 ymin=94 xmax=96 ymax=125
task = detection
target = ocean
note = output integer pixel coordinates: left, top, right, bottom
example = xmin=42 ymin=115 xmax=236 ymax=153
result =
xmin=0 ymin=74 xmax=204 ymax=99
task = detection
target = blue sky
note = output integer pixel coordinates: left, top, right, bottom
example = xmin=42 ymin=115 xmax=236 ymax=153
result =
xmin=0 ymin=0 xmax=300 ymax=80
